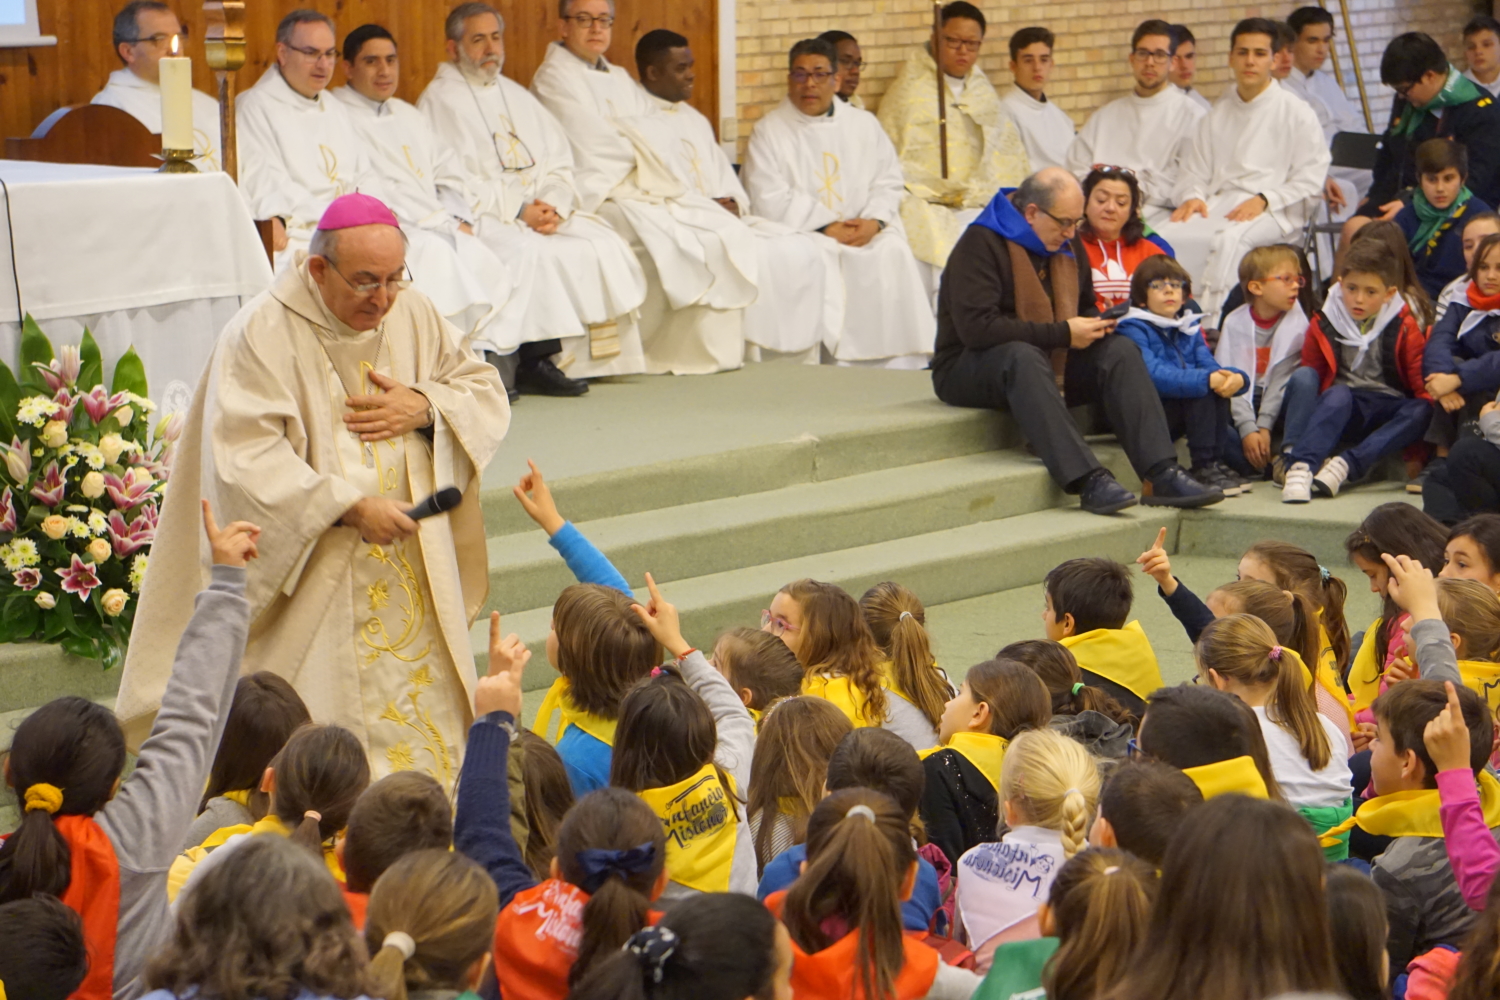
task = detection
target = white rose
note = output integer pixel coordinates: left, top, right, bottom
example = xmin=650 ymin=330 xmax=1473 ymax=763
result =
xmin=40 ymin=421 xmax=68 ymax=450
xmin=87 ymin=538 xmax=111 ymax=563
xmin=99 ymin=434 xmax=126 ymax=466
xmin=34 ymin=591 xmax=56 ymax=609
xmin=41 ymin=515 xmax=68 ymax=540
xmin=81 ymin=471 xmax=105 ymax=499
xmin=113 ymin=406 xmax=133 ymax=427
xmin=101 ymin=588 xmax=127 ymax=617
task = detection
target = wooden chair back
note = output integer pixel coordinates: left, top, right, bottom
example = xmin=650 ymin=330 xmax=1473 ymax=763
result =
xmin=4 ymin=104 xmax=159 ymax=167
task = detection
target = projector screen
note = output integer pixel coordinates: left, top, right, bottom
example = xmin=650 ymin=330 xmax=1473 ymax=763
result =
xmin=0 ymin=0 xmax=54 ymax=48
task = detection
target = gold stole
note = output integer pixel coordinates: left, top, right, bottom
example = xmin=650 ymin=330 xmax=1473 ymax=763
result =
xmin=1058 ymin=621 xmax=1163 ymax=702
xmin=1182 ymin=755 xmax=1269 ymax=800
xmin=637 ymin=762 xmax=738 ymax=893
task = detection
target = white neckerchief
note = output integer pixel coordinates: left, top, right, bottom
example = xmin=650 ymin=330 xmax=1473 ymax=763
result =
xmin=1322 ymin=286 xmax=1405 ymax=371
xmin=1123 ymin=306 xmax=1203 ymax=336
xmin=1458 ymin=300 xmax=1500 ymax=340
xmin=1215 ymin=302 xmax=1309 ymax=382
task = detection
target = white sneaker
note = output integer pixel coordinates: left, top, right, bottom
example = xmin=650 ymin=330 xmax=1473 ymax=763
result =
xmin=1282 ymin=462 xmax=1314 ymax=503
xmin=1314 ymin=456 xmax=1350 ymax=498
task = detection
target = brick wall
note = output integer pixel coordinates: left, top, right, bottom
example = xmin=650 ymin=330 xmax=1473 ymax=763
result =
xmin=733 ymin=0 xmax=1477 ymax=157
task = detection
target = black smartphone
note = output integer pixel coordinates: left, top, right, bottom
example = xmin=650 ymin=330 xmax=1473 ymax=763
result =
xmin=1100 ymin=302 xmax=1130 ymax=321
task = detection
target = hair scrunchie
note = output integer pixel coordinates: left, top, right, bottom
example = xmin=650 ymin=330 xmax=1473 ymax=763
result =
xmin=845 ymin=804 xmax=877 ymax=823
xmin=382 ymin=931 xmax=417 ymax=961
xmin=1070 ymin=681 xmax=1086 ymax=695
xmin=626 ymin=925 xmax=679 ymax=984
xmin=24 ymin=783 xmax=63 ymax=815
xmin=1268 ymin=645 xmax=1283 ymax=661
xmin=576 ymin=842 xmax=658 ymax=894
xmin=1318 ymin=564 xmax=1331 ymax=584
xmin=898 ymin=611 xmax=914 ymax=623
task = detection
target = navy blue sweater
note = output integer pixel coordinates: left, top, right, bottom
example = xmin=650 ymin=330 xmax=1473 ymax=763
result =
xmin=1424 ymin=302 xmax=1500 ymax=396
xmin=1397 ymin=196 xmax=1493 ymax=301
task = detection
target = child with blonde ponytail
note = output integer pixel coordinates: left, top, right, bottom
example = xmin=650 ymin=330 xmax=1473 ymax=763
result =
xmin=1195 ymin=614 xmax=1353 ymax=857
xmin=954 ymin=729 xmax=1101 ymax=970
xmin=861 ymin=582 xmax=954 ymax=746
xmin=364 ymin=849 xmax=498 ymax=1000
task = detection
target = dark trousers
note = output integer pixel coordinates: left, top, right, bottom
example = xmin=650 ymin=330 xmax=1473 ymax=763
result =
xmin=518 ymin=340 xmax=562 ymax=365
xmin=1426 ymin=435 xmax=1500 ymax=524
xmin=1161 ymin=393 xmax=1228 ymax=469
xmin=933 ymin=336 xmax=1178 ymax=489
xmin=1288 ymin=386 xmax=1433 ymax=480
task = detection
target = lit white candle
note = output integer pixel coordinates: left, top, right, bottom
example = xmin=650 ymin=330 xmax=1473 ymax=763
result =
xmin=159 ymin=34 xmax=194 ymax=153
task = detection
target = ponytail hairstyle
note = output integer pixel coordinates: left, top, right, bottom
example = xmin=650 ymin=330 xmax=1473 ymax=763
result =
xmin=552 ymin=583 xmax=661 ymax=719
xmin=963 ymin=658 xmax=1053 ymax=739
xmin=269 ymin=724 xmax=371 ymax=855
xmin=1207 ymin=579 xmax=1322 ymax=678
xmin=746 ymin=696 xmax=852 ymax=871
xmin=514 ymin=730 xmax=575 ymax=881
xmin=1345 ymin=503 xmax=1449 ymax=664
xmin=555 ymin=788 xmax=668 ymax=986
xmin=0 ymin=894 xmax=88 ymax=1000
xmin=201 ymin=672 xmax=312 ymax=817
xmin=1137 ymin=685 xmax=1286 ymax=802
xmin=1325 ymin=864 xmax=1389 ymax=1000
xmin=779 ymin=579 xmax=887 ymax=724
xmin=1449 ymin=873 xmax=1500 ymax=1000
xmin=1243 ymin=541 xmax=1352 ymax=672
xmin=364 ymin=849 xmax=498 ymax=1000
xmin=998 ymin=639 xmax=1137 ymax=728
xmin=712 ymin=627 xmax=804 ymax=712
xmin=1000 ymin=728 xmax=1102 ymax=859
xmin=783 ymin=789 xmax=915 ymax=1000
xmin=860 ymin=581 xmax=953 ymax=729
xmin=0 ymin=696 xmax=125 ymax=903
xmin=568 ymin=892 xmax=784 ymax=1000
xmin=610 ymin=667 xmax=730 ymax=796
xmin=1436 ymin=578 xmax=1500 ymax=662
xmin=1196 ymin=614 xmax=1331 ymax=772
xmin=1044 ymin=849 xmax=1158 ymax=1000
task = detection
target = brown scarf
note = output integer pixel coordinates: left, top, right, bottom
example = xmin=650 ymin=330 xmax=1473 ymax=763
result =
xmin=1007 ymin=240 xmax=1078 ymax=389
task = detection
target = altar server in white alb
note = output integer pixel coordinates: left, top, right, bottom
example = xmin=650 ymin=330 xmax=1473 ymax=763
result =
xmin=1149 ymin=18 xmax=1330 ymax=319
xmin=93 ymin=1 xmax=222 ymax=170
xmin=1281 ymin=7 xmax=1369 ymax=215
xmin=1066 ymin=19 xmax=1206 ymax=208
xmin=419 ymin=3 xmax=647 ymax=392
xmin=237 ymin=10 xmax=503 ymax=347
xmin=531 ymin=0 xmax=760 ymax=375
xmin=632 ymin=30 xmax=842 ymax=363
xmin=742 ymin=38 xmax=935 ymax=367
xmin=998 ymin=27 xmax=1075 ymax=172
xmin=334 ymin=24 xmax=516 ymax=358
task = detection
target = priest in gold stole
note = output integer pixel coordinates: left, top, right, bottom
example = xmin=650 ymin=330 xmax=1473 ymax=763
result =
xmin=118 ymin=194 xmax=509 ymax=789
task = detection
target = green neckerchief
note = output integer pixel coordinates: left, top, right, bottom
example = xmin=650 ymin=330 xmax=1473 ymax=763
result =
xmin=1409 ymin=186 xmax=1474 ymax=256
xmin=1392 ymin=67 xmax=1484 ymax=137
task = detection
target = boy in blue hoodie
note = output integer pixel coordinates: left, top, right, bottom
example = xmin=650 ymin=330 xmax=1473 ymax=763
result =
xmin=1118 ymin=255 xmax=1251 ymax=496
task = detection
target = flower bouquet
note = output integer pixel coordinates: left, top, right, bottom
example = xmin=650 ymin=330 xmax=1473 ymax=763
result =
xmin=0 ymin=317 xmax=179 ymax=667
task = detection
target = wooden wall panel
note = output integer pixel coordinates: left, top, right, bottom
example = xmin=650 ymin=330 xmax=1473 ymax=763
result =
xmin=0 ymin=0 xmax=716 ymax=146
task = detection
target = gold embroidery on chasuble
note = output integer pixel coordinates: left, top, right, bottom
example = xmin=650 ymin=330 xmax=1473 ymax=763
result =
xmin=193 ymin=127 xmax=220 ymax=171
xmin=680 ymin=138 xmax=708 ymax=196
xmin=816 ymin=152 xmax=843 ymax=212
xmin=402 ymin=145 xmax=426 ymax=180
xmin=319 ymin=144 xmax=351 ymax=196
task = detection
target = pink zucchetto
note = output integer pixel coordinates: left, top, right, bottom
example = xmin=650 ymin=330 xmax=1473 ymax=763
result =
xmin=316 ymin=192 xmax=402 ymax=232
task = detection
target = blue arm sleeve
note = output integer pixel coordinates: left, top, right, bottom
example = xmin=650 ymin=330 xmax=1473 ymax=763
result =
xmin=549 ymin=521 xmax=631 ymax=594
xmin=1119 ymin=321 xmax=1212 ymax=398
xmin=1161 ymin=579 xmax=1215 ymax=643
xmin=454 ymin=712 xmax=538 ymax=908
xmin=1425 ymin=308 xmax=1463 ymax=376
xmin=1457 ymin=348 xmax=1500 ymax=396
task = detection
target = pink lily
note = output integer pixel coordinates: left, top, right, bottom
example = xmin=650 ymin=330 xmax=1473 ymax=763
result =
xmin=0 ymin=488 xmax=16 ymax=534
xmin=103 ymin=470 xmax=153 ymax=510
xmin=29 ymin=462 xmax=65 ymax=507
xmin=1 ymin=436 xmax=30 ymax=484
xmin=79 ymin=386 xmax=111 ymax=424
xmin=12 ymin=567 xmax=39 ymax=591
xmin=107 ymin=509 xmax=154 ymax=558
xmin=33 ymin=346 xmax=81 ymax=393
xmin=55 ymin=554 xmax=100 ymax=601
xmin=50 ymin=388 xmax=76 ymax=425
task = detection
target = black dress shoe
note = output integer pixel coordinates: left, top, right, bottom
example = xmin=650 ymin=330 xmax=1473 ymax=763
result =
xmin=1143 ymin=464 xmax=1224 ymax=507
xmin=516 ymin=358 xmax=589 ymax=397
xmin=507 ymin=386 xmax=520 ymax=404
xmin=1078 ymin=470 xmax=1138 ymax=515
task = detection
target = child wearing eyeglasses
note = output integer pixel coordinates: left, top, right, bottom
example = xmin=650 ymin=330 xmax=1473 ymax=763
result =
xmin=1116 ymin=255 xmax=1252 ymax=497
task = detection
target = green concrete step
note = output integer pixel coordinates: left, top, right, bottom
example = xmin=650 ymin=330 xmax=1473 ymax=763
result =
xmin=1178 ymin=482 xmax=1418 ymax=561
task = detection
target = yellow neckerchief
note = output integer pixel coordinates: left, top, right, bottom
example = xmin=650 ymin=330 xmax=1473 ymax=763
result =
xmin=876 ymin=660 xmax=914 ymax=703
xmin=1458 ymin=659 xmax=1500 ymax=719
xmin=1058 ymin=621 xmax=1163 ymax=701
xmin=1314 ymin=617 xmax=1356 ymax=726
xmin=748 ymin=705 xmax=764 ymax=725
xmin=535 ymin=676 xmax=619 ymax=747
xmin=1182 ymin=755 xmax=1269 ymax=800
xmin=636 ymin=762 xmax=738 ymax=894
xmin=221 ymin=788 xmax=254 ymax=808
xmin=1349 ymin=616 xmax=1385 ymax=713
xmin=918 ymin=731 xmax=1009 ymax=792
xmin=803 ymin=672 xmax=882 ymax=727
xmin=168 ymin=814 xmax=346 ymax=901
xmin=1321 ymin=771 xmax=1500 ymax=846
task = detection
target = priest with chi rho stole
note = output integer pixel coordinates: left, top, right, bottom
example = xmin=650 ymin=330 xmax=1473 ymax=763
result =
xmin=117 ymin=195 xmax=509 ymax=789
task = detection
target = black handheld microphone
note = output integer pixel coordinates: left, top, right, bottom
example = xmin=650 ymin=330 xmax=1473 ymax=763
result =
xmin=408 ymin=486 xmax=464 ymax=521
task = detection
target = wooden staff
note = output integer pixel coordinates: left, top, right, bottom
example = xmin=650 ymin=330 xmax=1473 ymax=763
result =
xmin=933 ymin=0 xmax=948 ymax=179
xmin=204 ymin=0 xmax=247 ymax=181
xmin=1320 ymin=0 xmax=1374 ymax=132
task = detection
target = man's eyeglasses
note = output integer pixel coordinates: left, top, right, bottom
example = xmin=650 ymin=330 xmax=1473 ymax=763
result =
xmin=327 ymin=261 xmax=413 ymax=297
xmin=1132 ymin=48 xmax=1171 ymax=63
xmin=286 ymin=43 xmax=339 ymax=63
xmin=761 ymin=610 xmax=800 ymax=636
xmin=789 ymin=69 xmax=836 ymax=85
xmin=566 ymin=13 xmax=614 ymax=28
xmin=1147 ymin=279 xmax=1187 ymax=293
xmin=124 ymin=31 xmax=187 ymax=46
xmin=1040 ymin=207 xmax=1085 ymax=231
xmin=837 ymin=55 xmax=864 ymax=69
xmin=942 ymin=36 xmax=982 ymax=54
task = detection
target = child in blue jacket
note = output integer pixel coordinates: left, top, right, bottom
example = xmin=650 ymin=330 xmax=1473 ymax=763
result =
xmin=1425 ymin=232 xmax=1500 ymax=443
xmin=1118 ymin=255 xmax=1250 ymax=496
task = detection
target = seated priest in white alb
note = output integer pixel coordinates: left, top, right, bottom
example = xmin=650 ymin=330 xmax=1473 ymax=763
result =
xmin=998 ymin=27 xmax=1074 ymax=171
xmin=1066 ymin=19 xmax=1206 ymax=208
xmin=92 ymin=1 xmax=222 ymax=170
xmin=819 ymin=30 xmax=866 ymax=111
xmin=1147 ymin=18 xmax=1329 ymax=319
xmin=878 ymin=1 xmax=1029 ymax=299
xmin=742 ymin=38 xmax=937 ymax=368
xmin=633 ymin=30 xmax=842 ymax=364
xmin=531 ymin=0 xmax=761 ymax=376
xmin=333 ymin=24 xmax=516 ymax=361
xmin=237 ymin=11 xmax=503 ymax=348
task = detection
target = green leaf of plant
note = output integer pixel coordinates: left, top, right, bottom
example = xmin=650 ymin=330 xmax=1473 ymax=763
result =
xmin=60 ymin=634 xmax=98 ymax=660
xmin=19 ymin=315 xmax=54 ymax=392
xmin=42 ymin=609 xmax=66 ymax=640
xmin=0 ymin=361 xmax=22 ymax=441
xmin=110 ymin=347 xmax=149 ymax=399
xmin=78 ymin=329 xmax=104 ymax=393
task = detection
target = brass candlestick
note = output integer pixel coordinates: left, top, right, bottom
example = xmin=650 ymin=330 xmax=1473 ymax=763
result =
xmin=156 ymin=148 xmax=199 ymax=173
xmin=204 ymin=0 xmax=247 ymax=182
